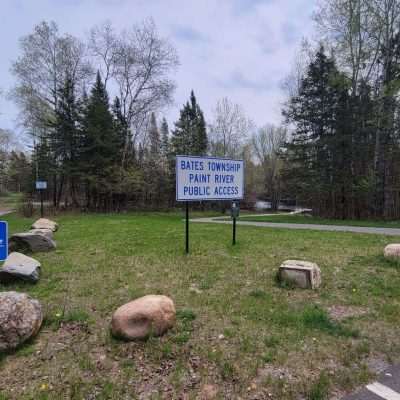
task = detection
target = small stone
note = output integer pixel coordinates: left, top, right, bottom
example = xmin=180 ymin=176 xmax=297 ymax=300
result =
xmin=218 ymin=334 xmax=225 ymax=340
xmin=384 ymin=244 xmax=400 ymax=259
xmin=31 ymin=218 xmax=58 ymax=232
xmin=111 ymin=295 xmax=176 ymax=340
xmin=0 ymin=252 xmax=41 ymax=283
xmin=278 ymin=260 xmax=321 ymax=289
xmin=0 ymin=291 xmax=43 ymax=351
xmin=189 ymin=284 xmax=203 ymax=294
xmin=200 ymin=384 xmax=219 ymax=400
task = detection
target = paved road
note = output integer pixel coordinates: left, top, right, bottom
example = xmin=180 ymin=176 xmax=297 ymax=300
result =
xmin=191 ymin=217 xmax=400 ymax=236
xmin=0 ymin=210 xmax=13 ymax=217
xmin=343 ymin=365 xmax=400 ymax=399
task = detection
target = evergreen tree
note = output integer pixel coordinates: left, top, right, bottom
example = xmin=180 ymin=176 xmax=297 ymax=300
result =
xmin=32 ymin=137 xmax=54 ymax=192
xmin=160 ymin=117 xmax=170 ymax=158
xmin=148 ymin=113 xmax=161 ymax=160
xmin=81 ymin=71 xmax=121 ymax=208
xmin=112 ymin=96 xmax=128 ymax=161
xmin=170 ymin=90 xmax=207 ymax=155
xmin=171 ymin=102 xmax=192 ymax=155
xmin=284 ymin=48 xmax=350 ymax=217
xmin=7 ymin=151 xmax=32 ymax=193
xmin=51 ymin=74 xmax=81 ymax=206
xmin=189 ymin=90 xmax=207 ymax=155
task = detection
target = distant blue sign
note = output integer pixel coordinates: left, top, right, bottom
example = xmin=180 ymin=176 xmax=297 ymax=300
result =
xmin=0 ymin=221 xmax=8 ymax=261
xmin=36 ymin=181 xmax=47 ymax=190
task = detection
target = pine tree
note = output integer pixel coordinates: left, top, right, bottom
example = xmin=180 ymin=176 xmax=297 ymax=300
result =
xmin=7 ymin=151 xmax=32 ymax=193
xmin=81 ymin=71 xmax=121 ymax=208
xmin=160 ymin=117 xmax=170 ymax=157
xmin=112 ymin=96 xmax=128 ymax=161
xmin=171 ymin=102 xmax=192 ymax=155
xmin=189 ymin=90 xmax=207 ymax=155
xmin=148 ymin=113 xmax=161 ymax=160
xmin=170 ymin=90 xmax=208 ymax=156
xmin=284 ymin=48 xmax=348 ymax=217
xmin=32 ymin=137 xmax=53 ymax=192
xmin=52 ymin=74 xmax=81 ymax=206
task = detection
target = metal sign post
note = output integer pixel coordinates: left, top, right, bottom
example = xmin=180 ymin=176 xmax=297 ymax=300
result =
xmin=40 ymin=190 xmax=44 ymax=218
xmin=0 ymin=221 xmax=8 ymax=262
xmin=35 ymin=181 xmax=47 ymax=218
xmin=231 ymin=201 xmax=240 ymax=245
xmin=185 ymin=201 xmax=189 ymax=254
xmin=233 ymin=217 xmax=236 ymax=245
xmin=176 ymin=155 xmax=244 ymax=253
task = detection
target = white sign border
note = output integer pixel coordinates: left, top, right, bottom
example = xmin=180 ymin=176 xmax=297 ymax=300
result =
xmin=175 ymin=155 xmax=245 ymax=202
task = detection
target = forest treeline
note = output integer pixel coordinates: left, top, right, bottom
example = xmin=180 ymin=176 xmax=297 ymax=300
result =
xmin=283 ymin=0 xmax=400 ymax=219
xmin=0 ymin=19 xmax=282 ymax=211
xmin=3 ymin=0 xmax=400 ymax=219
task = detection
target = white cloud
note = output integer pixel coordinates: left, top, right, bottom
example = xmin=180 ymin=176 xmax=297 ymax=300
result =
xmin=0 ymin=0 xmax=317 ymax=133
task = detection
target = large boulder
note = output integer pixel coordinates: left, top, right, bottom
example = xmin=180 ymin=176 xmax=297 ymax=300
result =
xmin=28 ymin=228 xmax=53 ymax=240
xmin=278 ymin=260 xmax=321 ymax=289
xmin=31 ymin=218 xmax=58 ymax=232
xmin=9 ymin=232 xmax=56 ymax=253
xmin=384 ymin=244 xmax=400 ymax=259
xmin=0 ymin=291 xmax=43 ymax=352
xmin=111 ymin=295 xmax=176 ymax=340
xmin=0 ymin=252 xmax=41 ymax=283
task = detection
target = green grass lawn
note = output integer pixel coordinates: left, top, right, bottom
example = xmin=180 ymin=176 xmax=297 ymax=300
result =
xmin=239 ymin=213 xmax=400 ymax=228
xmin=1 ymin=211 xmax=400 ymax=399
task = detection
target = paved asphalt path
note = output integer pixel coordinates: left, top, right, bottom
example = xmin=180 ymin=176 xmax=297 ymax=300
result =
xmin=343 ymin=365 xmax=400 ymax=399
xmin=0 ymin=210 xmax=13 ymax=217
xmin=191 ymin=217 xmax=400 ymax=236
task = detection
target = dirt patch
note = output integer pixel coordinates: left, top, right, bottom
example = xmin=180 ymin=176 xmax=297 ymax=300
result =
xmin=247 ymin=365 xmax=299 ymax=399
xmin=327 ymin=305 xmax=368 ymax=321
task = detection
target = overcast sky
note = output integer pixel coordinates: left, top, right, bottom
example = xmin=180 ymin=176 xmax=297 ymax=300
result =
xmin=0 ymin=0 xmax=317 ymax=135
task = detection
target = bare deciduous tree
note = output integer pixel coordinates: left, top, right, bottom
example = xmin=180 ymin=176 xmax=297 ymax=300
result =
xmin=252 ymin=124 xmax=287 ymax=210
xmin=281 ymin=38 xmax=315 ymax=99
xmin=89 ymin=19 xmax=179 ymax=166
xmin=89 ymin=20 xmax=118 ymax=89
xmin=313 ymin=0 xmax=400 ymax=93
xmin=0 ymin=129 xmax=21 ymax=193
xmin=11 ymin=21 xmax=93 ymax=134
xmin=209 ymin=97 xmax=253 ymax=158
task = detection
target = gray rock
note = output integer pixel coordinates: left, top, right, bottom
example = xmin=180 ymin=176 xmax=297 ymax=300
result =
xmin=0 ymin=252 xmax=41 ymax=283
xmin=28 ymin=228 xmax=53 ymax=240
xmin=278 ymin=260 xmax=321 ymax=289
xmin=31 ymin=218 xmax=58 ymax=232
xmin=9 ymin=232 xmax=56 ymax=253
xmin=0 ymin=291 xmax=43 ymax=352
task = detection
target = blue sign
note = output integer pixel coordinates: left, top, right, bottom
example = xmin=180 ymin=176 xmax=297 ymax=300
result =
xmin=176 ymin=155 xmax=244 ymax=201
xmin=0 ymin=221 xmax=8 ymax=261
xmin=36 ymin=181 xmax=47 ymax=190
